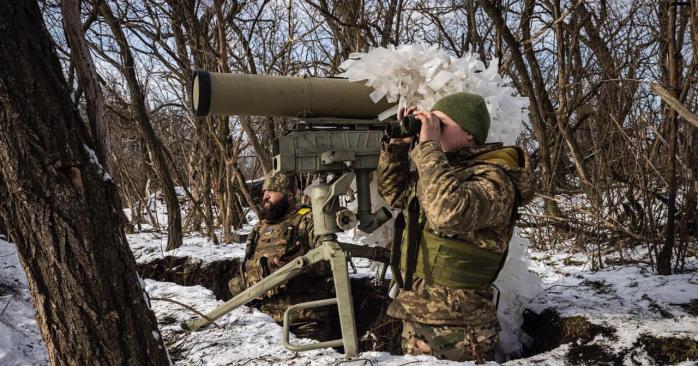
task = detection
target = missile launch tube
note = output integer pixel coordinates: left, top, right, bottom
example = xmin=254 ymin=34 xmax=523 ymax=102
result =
xmin=191 ymin=70 xmax=394 ymax=119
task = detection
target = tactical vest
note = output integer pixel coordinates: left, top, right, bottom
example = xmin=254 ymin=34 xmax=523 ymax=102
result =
xmin=399 ymin=214 xmax=506 ymax=290
xmin=245 ymin=206 xmax=312 ymax=288
xmin=396 ymin=149 xmax=520 ymax=290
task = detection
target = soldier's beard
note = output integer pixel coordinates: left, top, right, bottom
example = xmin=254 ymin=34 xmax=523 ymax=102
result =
xmin=260 ymin=196 xmax=290 ymax=222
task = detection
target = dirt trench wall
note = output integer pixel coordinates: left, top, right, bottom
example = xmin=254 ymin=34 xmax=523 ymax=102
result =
xmin=137 ymin=256 xmax=241 ymax=301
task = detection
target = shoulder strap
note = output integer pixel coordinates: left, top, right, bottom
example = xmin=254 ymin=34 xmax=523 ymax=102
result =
xmin=403 ymin=196 xmax=422 ymax=291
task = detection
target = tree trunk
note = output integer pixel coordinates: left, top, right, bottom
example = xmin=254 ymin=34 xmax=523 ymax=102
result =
xmin=98 ymin=1 xmax=183 ymax=250
xmin=477 ymin=0 xmax=561 ymax=217
xmin=0 ymin=2 xmax=170 ymax=365
xmin=62 ymin=0 xmax=109 ymax=167
xmin=657 ymin=0 xmax=680 ymax=275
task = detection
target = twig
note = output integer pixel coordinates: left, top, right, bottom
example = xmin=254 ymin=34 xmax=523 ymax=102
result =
xmin=335 ymin=358 xmax=374 ymax=366
xmin=536 ymin=194 xmax=648 ymax=242
xmin=0 ymin=295 xmax=13 ymax=318
xmin=650 ymin=83 xmax=698 ymax=128
xmin=150 ymin=297 xmax=221 ymax=329
xmin=521 ymin=0 xmax=586 ymax=47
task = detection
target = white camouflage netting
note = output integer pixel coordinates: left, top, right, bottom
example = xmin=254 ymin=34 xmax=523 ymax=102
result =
xmin=339 ymin=43 xmax=529 ymax=146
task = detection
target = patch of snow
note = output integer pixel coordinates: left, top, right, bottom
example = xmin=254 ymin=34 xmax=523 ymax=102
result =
xmin=174 ymin=186 xmax=187 ymax=197
xmin=0 ymin=239 xmax=48 ymax=365
xmin=128 ymin=232 xmax=246 ymax=264
xmin=83 ymin=144 xmax=112 ymax=182
xmin=527 ymin=246 xmax=698 ymax=358
xmin=122 ymin=208 xmax=132 ymax=221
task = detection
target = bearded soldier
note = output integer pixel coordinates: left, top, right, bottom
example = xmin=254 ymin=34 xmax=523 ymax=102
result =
xmin=228 ymin=171 xmax=333 ymax=340
xmin=377 ymin=92 xmax=535 ymax=362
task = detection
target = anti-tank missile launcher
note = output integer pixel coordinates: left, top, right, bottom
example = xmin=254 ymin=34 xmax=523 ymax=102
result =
xmin=185 ymin=71 xmax=399 ymax=359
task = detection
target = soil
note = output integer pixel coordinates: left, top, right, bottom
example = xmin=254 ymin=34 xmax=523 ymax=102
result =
xmin=521 ymin=308 xmax=621 ymax=364
xmin=677 ymin=299 xmax=698 ymax=317
xmin=566 ymin=343 xmax=623 ymax=366
xmin=137 ymin=256 xmax=241 ymax=301
xmin=350 ymin=278 xmax=402 ymax=354
xmin=636 ymin=333 xmax=698 ymax=364
xmin=521 ymin=308 xmax=617 ymax=357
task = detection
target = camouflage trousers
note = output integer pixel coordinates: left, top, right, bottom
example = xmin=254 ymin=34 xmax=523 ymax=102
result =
xmin=401 ymin=320 xmax=498 ymax=363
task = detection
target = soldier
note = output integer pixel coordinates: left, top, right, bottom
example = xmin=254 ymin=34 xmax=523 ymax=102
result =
xmin=228 ymin=171 xmax=334 ymax=340
xmin=377 ymin=92 xmax=535 ymax=362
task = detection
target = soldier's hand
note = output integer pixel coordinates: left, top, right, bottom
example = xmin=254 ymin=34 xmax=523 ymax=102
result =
xmin=416 ymin=110 xmax=442 ymax=143
xmin=272 ymin=257 xmax=288 ymax=267
xmin=390 ymin=106 xmax=418 ymax=145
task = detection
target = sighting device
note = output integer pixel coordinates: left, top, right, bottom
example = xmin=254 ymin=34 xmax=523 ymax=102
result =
xmin=183 ymin=70 xmax=397 ymax=358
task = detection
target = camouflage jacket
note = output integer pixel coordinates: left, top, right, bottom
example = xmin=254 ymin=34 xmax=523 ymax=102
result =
xmin=377 ymin=140 xmax=535 ymax=326
xmin=243 ymin=206 xmax=328 ymax=296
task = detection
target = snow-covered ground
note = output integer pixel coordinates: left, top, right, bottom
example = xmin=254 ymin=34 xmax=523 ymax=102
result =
xmin=524 ymin=249 xmax=698 ymax=364
xmin=129 ymin=231 xmax=248 ymax=265
xmin=0 ymin=236 xmax=48 ymax=365
xmin=1 ymin=230 xmax=696 ymax=365
xmin=146 ymin=279 xmax=476 ymax=366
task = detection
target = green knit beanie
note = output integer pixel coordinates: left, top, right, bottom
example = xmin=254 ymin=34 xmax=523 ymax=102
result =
xmin=431 ymin=92 xmax=490 ymax=145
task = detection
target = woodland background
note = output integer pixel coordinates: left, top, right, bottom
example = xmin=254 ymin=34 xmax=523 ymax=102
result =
xmin=0 ymin=1 xmax=696 ymax=364
xmin=40 ymin=0 xmax=696 ymax=273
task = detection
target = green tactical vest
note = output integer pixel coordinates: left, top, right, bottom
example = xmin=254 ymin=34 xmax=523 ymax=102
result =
xmin=398 ymin=148 xmax=521 ymax=290
xmin=399 ymin=208 xmax=506 ymax=290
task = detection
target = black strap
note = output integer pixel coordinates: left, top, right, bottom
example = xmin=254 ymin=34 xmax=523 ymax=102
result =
xmin=244 ymin=230 xmax=258 ymax=261
xmin=403 ymin=197 xmax=421 ymax=291
xmin=390 ymin=212 xmax=405 ymax=289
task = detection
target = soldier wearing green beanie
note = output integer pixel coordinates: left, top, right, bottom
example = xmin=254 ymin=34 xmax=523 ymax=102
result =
xmin=377 ymin=92 xmax=535 ymax=362
xmin=431 ymin=92 xmax=491 ymax=145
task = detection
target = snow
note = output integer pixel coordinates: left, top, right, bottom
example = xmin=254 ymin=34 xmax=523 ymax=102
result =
xmin=527 ymin=248 xmax=698 ymax=348
xmin=519 ymin=246 xmax=698 ymax=364
xmin=1 ymin=230 xmax=696 ymax=365
xmin=0 ymin=238 xmax=48 ymax=366
xmin=83 ymin=144 xmax=112 ymax=182
xmin=128 ymin=231 xmax=248 ymax=264
xmin=174 ymin=186 xmax=187 ymax=197
xmin=145 ymin=279 xmax=474 ymax=366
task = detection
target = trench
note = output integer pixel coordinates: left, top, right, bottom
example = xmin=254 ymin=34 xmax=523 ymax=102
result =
xmin=521 ymin=308 xmax=698 ymax=365
xmin=139 ymin=255 xmax=697 ymax=362
xmin=136 ymin=256 xmax=402 ymax=354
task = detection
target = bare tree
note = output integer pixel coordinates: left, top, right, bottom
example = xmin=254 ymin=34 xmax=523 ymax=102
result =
xmin=96 ymin=0 xmax=183 ymax=250
xmin=0 ymin=1 xmax=170 ymax=364
xmin=41 ymin=0 xmax=695 ymax=272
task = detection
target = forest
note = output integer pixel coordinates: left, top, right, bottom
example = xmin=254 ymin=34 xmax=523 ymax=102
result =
xmin=0 ymin=0 xmax=696 ymax=365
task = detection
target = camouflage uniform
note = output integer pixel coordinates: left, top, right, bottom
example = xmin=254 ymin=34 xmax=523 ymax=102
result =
xmin=228 ymin=172 xmax=334 ymax=341
xmin=377 ymin=140 xmax=534 ymax=362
